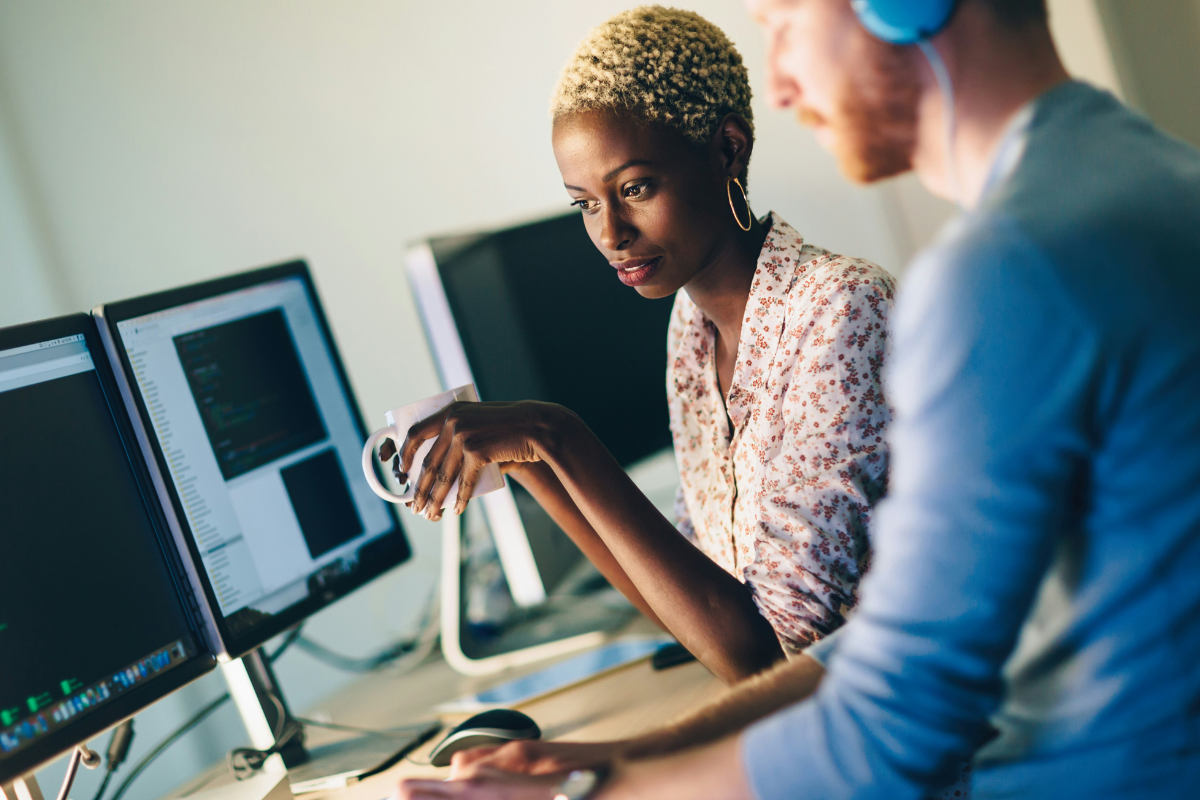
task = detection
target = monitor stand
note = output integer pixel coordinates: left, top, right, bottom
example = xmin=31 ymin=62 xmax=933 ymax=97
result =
xmin=1 ymin=775 xmax=43 ymax=800
xmin=221 ymin=650 xmax=439 ymax=794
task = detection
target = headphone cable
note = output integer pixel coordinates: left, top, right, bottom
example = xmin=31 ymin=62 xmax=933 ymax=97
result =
xmin=917 ymin=39 xmax=962 ymax=207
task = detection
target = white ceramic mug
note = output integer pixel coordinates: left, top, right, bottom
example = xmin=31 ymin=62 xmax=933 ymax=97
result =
xmin=361 ymin=383 xmax=504 ymax=507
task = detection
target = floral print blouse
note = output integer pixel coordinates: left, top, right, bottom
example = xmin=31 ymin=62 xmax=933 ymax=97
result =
xmin=668 ymin=213 xmax=895 ymax=656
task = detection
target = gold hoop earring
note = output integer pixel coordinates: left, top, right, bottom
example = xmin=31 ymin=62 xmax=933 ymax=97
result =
xmin=727 ymin=177 xmax=752 ymax=232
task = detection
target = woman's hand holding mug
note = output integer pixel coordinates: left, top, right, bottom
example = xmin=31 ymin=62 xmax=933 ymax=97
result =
xmin=397 ymin=399 xmax=564 ymax=521
xmin=361 ymin=383 xmax=506 ymax=515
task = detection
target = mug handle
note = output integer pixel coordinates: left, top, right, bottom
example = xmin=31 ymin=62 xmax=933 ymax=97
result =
xmin=362 ymin=427 xmax=411 ymax=503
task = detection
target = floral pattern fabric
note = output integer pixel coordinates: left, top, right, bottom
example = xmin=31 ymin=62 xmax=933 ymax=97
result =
xmin=667 ymin=213 xmax=895 ymax=656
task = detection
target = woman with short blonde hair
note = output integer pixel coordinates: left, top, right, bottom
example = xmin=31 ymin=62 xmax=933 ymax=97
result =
xmin=398 ymin=4 xmax=893 ymax=678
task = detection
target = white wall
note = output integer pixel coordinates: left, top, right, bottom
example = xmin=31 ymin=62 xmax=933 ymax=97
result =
xmin=0 ymin=91 xmax=64 ymax=323
xmin=1050 ymin=0 xmax=1123 ymax=97
xmin=1095 ymin=0 xmax=1200 ymax=148
xmin=0 ymin=2 xmax=1122 ymax=799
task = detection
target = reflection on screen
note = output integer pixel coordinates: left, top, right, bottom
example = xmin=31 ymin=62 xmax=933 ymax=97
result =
xmin=116 ymin=278 xmax=396 ymax=633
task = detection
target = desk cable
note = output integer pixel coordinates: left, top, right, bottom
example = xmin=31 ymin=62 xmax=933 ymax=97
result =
xmin=92 ymin=586 xmax=442 ymax=799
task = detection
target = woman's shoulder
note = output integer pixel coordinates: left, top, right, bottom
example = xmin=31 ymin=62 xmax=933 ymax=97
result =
xmin=794 ymin=245 xmax=896 ymax=300
xmin=765 ymin=215 xmax=895 ymax=307
xmin=782 ymin=244 xmax=896 ymax=330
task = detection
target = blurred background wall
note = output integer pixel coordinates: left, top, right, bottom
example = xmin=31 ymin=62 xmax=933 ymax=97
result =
xmin=0 ymin=1 xmax=1174 ymax=798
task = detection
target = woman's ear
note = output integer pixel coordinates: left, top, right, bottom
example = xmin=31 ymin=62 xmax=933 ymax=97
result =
xmin=713 ymin=112 xmax=754 ymax=180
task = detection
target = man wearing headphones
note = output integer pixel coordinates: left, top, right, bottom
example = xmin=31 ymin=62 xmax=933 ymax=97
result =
xmin=398 ymin=2 xmax=1200 ymax=798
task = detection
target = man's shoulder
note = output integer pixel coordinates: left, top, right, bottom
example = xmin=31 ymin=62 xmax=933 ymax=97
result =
xmin=906 ymin=212 xmax=1053 ymax=309
xmin=898 ymin=212 xmax=1063 ymax=341
xmin=989 ymin=81 xmax=1200 ymax=272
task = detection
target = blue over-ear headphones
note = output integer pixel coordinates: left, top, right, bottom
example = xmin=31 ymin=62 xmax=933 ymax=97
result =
xmin=851 ymin=0 xmax=959 ymax=44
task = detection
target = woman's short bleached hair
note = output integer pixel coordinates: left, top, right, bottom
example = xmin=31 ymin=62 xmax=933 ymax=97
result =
xmin=551 ymin=5 xmax=753 ymax=147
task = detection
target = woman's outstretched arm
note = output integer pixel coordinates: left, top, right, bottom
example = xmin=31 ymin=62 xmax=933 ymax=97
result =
xmin=383 ymin=435 xmax=666 ymax=630
xmin=398 ymin=400 xmax=785 ymax=683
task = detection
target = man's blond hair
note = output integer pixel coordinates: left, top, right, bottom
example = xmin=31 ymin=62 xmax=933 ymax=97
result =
xmin=551 ymin=5 xmax=753 ymax=147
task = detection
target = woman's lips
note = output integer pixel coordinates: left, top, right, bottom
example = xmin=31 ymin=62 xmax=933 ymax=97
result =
xmin=611 ymin=255 xmax=663 ymax=287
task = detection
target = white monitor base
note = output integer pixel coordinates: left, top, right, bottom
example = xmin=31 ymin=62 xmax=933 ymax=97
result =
xmin=1 ymin=776 xmax=44 ymax=800
xmin=180 ymin=771 xmax=292 ymax=800
xmin=440 ymin=515 xmax=605 ymax=677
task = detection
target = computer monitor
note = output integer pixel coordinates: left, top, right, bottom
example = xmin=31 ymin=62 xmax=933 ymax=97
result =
xmin=0 ymin=314 xmax=214 ymax=785
xmin=406 ymin=212 xmax=677 ymax=608
xmin=93 ymin=262 xmax=411 ymax=660
xmin=95 ymin=262 xmax=436 ymax=792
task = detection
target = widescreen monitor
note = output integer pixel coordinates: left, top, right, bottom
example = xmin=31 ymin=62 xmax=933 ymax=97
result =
xmin=94 ymin=262 xmax=411 ymax=659
xmin=0 ymin=314 xmax=214 ymax=784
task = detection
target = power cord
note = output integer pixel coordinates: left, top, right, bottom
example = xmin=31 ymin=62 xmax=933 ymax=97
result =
xmin=97 ymin=591 xmax=441 ymax=795
xmin=917 ymin=39 xmax=962 ymax=206
xmin=294 ymin=588 xmax=440 ymax=675
xmin=101 ymin=624 xmax=305 ymax=800
xmin=107 ymin=693 xmax=230 ymax=800
xmin=89 ymin=720 xmax=135 ymax=800
xmin=293 ymin=634 xmax=436 ymax=673
xmin=226 ymin=692 xmax=305 ymax=781
xmin=226 ymin=594 xmax=442 ymax=780
xmin=294 ymin=636 xmax=413 ymax=672
xmin=293 ymin=717 xmax=430 ymax=738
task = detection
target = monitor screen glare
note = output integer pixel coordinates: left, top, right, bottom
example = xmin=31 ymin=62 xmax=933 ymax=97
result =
xmin=114 ymin=277 xmax=395 ymax=639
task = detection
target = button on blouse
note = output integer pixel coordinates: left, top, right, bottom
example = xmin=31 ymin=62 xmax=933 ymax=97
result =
xmin=668 ymin=214 xmax=894 ymax=655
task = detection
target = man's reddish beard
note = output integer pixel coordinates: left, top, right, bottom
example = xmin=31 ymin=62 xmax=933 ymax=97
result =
xmin=800 ymin=39 xmax=922 ymax=184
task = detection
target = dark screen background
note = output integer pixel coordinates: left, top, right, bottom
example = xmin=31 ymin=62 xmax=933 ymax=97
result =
xmin=433 ymin=214 xmax=675 ymax=592
xmin=174 ymin=309 xmax=327 ymax=481
xmin=435 ymin=213 xmax=675 ymax=468
xmin=0 ymin=369 xmax=195 ymax=717
xmin=281 ymin=448 xmax=363 ymax=559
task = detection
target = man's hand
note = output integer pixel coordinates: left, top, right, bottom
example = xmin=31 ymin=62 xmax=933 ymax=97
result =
xmin=449 ymin=740 xmax=624 ymax=779
xmin=399 ymin=736 xmax=752 ymax=800
xmin=396 ymin=765 xmax=563 ymax=800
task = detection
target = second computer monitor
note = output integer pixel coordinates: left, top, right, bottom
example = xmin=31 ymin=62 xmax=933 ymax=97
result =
xmin=95 ymin=262 xmax=410 ymax=658
xmin=407 ymin=212 xmax=677 ymax=607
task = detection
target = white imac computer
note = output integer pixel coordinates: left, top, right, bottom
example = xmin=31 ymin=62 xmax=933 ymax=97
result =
xmin=406 ymin=213 xmax=681 ymax=674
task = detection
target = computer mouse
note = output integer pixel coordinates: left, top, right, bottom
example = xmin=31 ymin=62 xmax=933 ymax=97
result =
xmin=427 ymin=709 xmax=541 ymax=767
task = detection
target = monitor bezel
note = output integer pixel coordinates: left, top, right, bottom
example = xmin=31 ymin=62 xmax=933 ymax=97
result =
xmin=0 ymin=313 xmax=216 ymax=784
xmin=95 ymin=261 xmax=411 ymax=659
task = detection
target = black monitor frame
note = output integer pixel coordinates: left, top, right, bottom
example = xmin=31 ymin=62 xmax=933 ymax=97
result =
xmin=0 ymin=314 xmax=215 ymax=784
xmin=94 ymin=261 xmax=411 ymax=659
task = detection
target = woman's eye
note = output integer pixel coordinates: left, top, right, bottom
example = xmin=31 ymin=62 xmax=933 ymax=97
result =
xmin=570 ymin=198 xmax=596 ymax=212
xmin=624 ymin=182 xmax=649 ymax=198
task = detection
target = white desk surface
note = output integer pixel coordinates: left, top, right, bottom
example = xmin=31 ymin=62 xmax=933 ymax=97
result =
xmin=168 ymin=631 xmax=719 ymax=800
